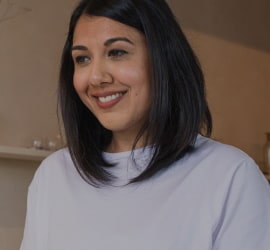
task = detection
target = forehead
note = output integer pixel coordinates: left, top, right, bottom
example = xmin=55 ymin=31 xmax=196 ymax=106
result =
xmin=73 ymin=15 xmax=143 ymax=44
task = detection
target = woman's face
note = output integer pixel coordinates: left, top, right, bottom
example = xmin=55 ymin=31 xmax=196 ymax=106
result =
xmin=72 ymin=15 xmax=151 ymax=144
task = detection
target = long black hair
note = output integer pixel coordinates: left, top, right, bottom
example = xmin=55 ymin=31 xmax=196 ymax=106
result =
xmin=59 ymin=0 xmax=212 ymax=186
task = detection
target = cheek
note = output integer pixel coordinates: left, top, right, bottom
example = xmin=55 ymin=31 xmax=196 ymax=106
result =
xmin=73 ymin=70 xmax=88 ymax=93
xmin=117 ymin=64 xmax=150 ymax=88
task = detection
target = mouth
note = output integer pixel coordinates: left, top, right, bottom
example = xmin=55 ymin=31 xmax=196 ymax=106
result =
xmin=92 ymin=91 xmax=127 ymax=108
xmin=97 ymin=92 xmax=124 ymax=103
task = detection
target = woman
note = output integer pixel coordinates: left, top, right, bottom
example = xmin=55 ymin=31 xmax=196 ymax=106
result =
xmin=20 ymin=0 xmax=270 ymax=249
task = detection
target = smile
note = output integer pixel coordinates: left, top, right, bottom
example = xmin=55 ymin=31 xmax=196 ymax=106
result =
xmin=98 ymin=92 xmax=123 ymax=103
xmin=93 ymin=91 xmax=127 ymax=109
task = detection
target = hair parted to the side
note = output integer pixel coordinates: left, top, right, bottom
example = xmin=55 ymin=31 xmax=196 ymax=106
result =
xmin=58 ymin=0 xmax=212 ymax=186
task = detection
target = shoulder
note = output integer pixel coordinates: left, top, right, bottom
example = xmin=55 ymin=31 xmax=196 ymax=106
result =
xmin=29 ymin=148 xmax=76 ymax=189
xmin=38 ymin=148 xmax=73 ymax=172
xmin=166 ymin=135 xmax=269 ymax=190
xmin=191 ymin=135 xmax=259 ymax=175
xmin=188 ymin=135 xmax=269 ymax=191
xmin=41 ymin=148 xmax=71 ymax=166
xmin=194 ymin=135 xmax=253 ymax=164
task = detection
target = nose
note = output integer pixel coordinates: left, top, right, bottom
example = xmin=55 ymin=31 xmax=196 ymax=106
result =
xmin=88 ymin=59 xmax=112 ymax=87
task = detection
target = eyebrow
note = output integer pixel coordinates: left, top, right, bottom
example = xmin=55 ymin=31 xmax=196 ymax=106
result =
xmin=71 ymin=45 xmax=88 ymax=51
xmin=104 ymin=37 xmax=134 ymax=46
xmin=71 ymin=37 xmax=134 ymax=51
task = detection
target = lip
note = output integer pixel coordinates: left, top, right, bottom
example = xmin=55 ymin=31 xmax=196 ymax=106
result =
xmin=91 ymin=90 xmax=127 ymax=109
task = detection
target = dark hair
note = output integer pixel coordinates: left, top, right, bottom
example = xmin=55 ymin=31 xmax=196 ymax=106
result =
xmin=59 ymin=0 xmax=212 ymax=186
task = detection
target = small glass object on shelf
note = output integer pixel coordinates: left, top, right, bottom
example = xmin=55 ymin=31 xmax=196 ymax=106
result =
xmin=262 ymin=132 xmax=270 ymax=175
xmin=33 ymin=139 xmax=43 ymax=150
xmin=32 ymin=134 xmax=63 ymax=152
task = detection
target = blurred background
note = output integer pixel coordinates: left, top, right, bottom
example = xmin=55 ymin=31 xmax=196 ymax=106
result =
xmin=0 ymin=0 xmax=269 ymax=249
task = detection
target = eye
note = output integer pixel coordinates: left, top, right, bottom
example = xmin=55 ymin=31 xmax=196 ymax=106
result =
xmin=108 ymin=49 xmax=128 ymax=57
xmin=73 ymin=55 xmax=90 ymax=65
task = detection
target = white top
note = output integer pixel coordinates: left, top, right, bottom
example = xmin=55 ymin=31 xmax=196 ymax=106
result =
xmin=20 ymin=135 xmax=270 ymax=250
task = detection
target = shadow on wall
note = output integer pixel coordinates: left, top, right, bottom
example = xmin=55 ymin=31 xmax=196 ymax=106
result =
xmin=168 ymin=0 xmax=270 ymax=53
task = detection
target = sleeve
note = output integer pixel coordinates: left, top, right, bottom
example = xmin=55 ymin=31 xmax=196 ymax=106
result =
xmin=20 ymin=164 xmax=48 ymax=250
xmin=212 ymin=160 xmax=270 ymax=250
xmin=20 ymin=178 xmax=38 ymax=250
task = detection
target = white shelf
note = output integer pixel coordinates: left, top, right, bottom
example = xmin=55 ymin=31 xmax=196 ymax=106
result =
xmin=0 ymin=145 xmax=53 ymax=161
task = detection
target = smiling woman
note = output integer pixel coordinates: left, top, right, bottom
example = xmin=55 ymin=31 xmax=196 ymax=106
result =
xmin=20 ymin=0 xmax=270 ymax=250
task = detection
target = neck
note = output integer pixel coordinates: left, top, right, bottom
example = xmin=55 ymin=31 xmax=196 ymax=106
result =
xmin=106 ymin=132 xmax=148 ymax=153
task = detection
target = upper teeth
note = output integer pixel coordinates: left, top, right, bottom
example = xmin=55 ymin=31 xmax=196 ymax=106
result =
xmin=98 ymin=92 xmax=123 ymax=103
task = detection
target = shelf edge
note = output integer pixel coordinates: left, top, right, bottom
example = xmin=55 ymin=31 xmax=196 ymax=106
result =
xmin=0 ymin=145 xmax=53 ymax=161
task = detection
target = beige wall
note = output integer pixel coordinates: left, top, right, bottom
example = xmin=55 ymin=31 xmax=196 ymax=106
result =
xmin=0 ymin=159 xmax=38 ymax=250
xmin=168 ymin=0 xmax=270 ymax=165
xmin=0 ymin=0 xmax=76 ymax=147
xmin=187 ymin=30 xmax=270 ymax=164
